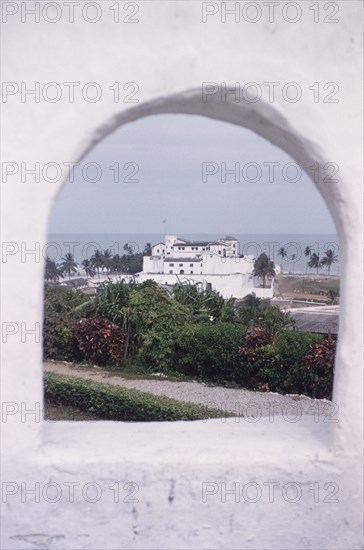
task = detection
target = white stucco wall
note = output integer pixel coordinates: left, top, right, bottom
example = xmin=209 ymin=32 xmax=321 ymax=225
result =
xmin=203 ymin=254 xmax=253 ymax=275
xmin=1 ymin=1 xmax=363 ymax=549
xmin=136 ymin=272 xmax=267 ymax=299
xmin=143 ymin=255 xmax=164 ymax=273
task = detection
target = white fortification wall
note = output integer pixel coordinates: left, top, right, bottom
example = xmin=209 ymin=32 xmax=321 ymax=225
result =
xmin=136 ymin=271 xmax=269 ymax=300
xmin=1 ymin=2 xmax=363 ymax=549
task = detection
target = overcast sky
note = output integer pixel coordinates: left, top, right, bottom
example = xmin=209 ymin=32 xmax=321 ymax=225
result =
xmin=49 ymin=114 xmax=336 ymax=235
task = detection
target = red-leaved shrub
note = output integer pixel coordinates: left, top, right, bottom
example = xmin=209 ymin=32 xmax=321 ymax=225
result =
xmin=73 ymin=317 xmax=126 ymax=366
xmin=302 ymin=337 xmax=336 ymax=398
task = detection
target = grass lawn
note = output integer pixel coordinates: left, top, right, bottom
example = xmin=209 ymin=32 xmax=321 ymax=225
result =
xmin=275 ymin=274 xmax=340 ymax=302
xmin=46 ymin=358 xmax=197 ymax=383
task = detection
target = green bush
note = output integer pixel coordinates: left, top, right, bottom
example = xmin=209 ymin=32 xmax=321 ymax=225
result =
xmin=44 ymin=372 xmax=228 ymax=421
xmin=236 ymin=297 xmax=294 ymax=337
xmin=237 ymin=342 xmax=282 ymax=391
xmin=128 ymin=285 xmax=192 ymax=370
xmin=274 ymin=331 xmax=325 ymax=395
xmin=238 ymin=329 xmax=333 ymax=397
xmin=274 ymin=331 xmax=323 ymax=367
xmin=43 ymin=286 xmax=90 ymax=361
xmin=43 ymin=311 xmax=76 ymax=361
xmin=172 ymin=323 xmax=246 ymax=382
xmin=172 ymin=282 xmax=236 ymax=322
xmin=44 ymin=285 xmax=89 ymax=315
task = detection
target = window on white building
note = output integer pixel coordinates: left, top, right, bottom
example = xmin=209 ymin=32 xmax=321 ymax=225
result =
xmin=169 ymin=263 xmax=174 ymax=267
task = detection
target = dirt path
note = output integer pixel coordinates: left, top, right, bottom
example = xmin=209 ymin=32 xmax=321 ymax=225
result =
xmin=44 ymin=361 xmax=334 ymax=419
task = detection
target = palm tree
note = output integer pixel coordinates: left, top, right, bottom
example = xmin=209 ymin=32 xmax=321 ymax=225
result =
xmin=60 ymin=253 xmax=78 ymax=280
xmin=90 ymin=249 xmax=104 ymax=278
xmin=143 ymin=242 xmax=152 ymax=256
xmin=45 ymin=256 xmax=64 ymax=281
xmin=320 ymin=249 xmax=338 ymax=275
xmin=277 ymin=247 xmax=287 ymax=274
xmin=304 ymin=245 xmax=312 ymax=258
xmin=102 ymin=249 xmax=113 ymax=274
xmin=110 ymin=254 xmax=125 ymax=274
xmin=304 ymin=246 xmax=312 ymax=274
xmin=123 ymin=243 xmax=134 ymax=255
xmin=81 ymin=258 xmax=96 ymax=280
xmin=253 ymin=253 xmax=276 ymax=288
xmin=308 ymin=252 xmax=320 ymax=275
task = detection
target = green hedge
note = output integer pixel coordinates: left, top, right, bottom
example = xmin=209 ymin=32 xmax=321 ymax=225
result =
xmin=44 ymin=372 xmax=228 ymax=421
xmin=171 ymin=322 xmax=247 ymax=382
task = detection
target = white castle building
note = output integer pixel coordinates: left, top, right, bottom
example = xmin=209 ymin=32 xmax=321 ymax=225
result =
xmin=136 ymin=235 xmax=275 ymax=299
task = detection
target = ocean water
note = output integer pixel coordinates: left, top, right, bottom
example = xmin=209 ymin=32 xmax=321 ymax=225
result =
xmin=47 ymin=233 xmax=340 ymax=276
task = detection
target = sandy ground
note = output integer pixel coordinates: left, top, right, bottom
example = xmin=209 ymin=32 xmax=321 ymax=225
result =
xmin=44 ymin=361 xmax=335 ymax=420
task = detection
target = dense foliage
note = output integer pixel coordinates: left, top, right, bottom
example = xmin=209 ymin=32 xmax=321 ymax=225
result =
xmin=171 ymin=323 xmax=246 ymax=382
xmin=43 ymin=281 xmax=336 ymax=399
xmin=302 ymin=337 xmax=336 ymax=398
xmin=238 ymin=329 xmax=335 ymax=398
xmin=44 ymin=372 xmax=228 ymax=421
xmin=43 ymin=286 xmax=89 ymax=360
xmin=172 ymin=282 xmax=236 ymax=322
xmin=127 ymin=283 xmax=192 ymax=370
